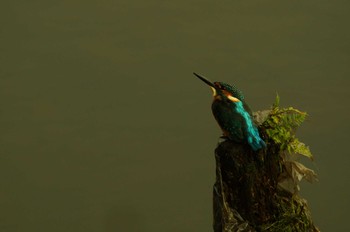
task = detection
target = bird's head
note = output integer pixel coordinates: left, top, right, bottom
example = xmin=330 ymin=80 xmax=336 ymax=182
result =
xmin=194 ymin=72 xmax=244 ymax=103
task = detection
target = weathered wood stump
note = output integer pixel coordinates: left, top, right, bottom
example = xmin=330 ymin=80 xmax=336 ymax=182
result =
xmin=212 ymin=108 xmax=319 ymax=232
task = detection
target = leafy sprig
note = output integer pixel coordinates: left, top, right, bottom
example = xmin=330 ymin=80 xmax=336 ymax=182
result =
xmin=263 ymin=94 xmax=312 ymax=160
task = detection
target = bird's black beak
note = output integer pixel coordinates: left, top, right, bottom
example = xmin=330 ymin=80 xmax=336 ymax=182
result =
xmin=193 ymin=72 xmax=216 ymax=88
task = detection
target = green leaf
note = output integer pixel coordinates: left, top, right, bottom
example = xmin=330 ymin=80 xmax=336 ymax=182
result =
xmin=261 ymin=96 xmax=313 ymax=160
xmin=291 ymin=140 xmax=313 ymax=160
xmin=273 ymin=93 xmax=280 ymax=109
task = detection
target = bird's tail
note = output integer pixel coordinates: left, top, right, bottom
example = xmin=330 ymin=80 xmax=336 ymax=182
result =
xmin=248 ymin=135 xmax=266 ymax=151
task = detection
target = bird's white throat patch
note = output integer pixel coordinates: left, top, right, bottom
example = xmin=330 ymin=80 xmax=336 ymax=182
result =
xmin=210 ymin=87 xmax=217 ymax=96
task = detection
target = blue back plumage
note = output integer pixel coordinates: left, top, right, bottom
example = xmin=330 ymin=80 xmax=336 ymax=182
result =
xmin=234 ymin=101 xmax=266 ymax=151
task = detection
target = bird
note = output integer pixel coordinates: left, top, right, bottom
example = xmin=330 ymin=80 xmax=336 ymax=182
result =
xmin=194 ymin=72 xmax=266 ymax=151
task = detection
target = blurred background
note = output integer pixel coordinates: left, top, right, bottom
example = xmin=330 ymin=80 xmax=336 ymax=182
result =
xmin=1 ymin=0 xmax=349 ymax=231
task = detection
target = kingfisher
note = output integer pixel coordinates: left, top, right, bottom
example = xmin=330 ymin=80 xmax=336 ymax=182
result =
xmin=194 ymin=72 xmax=266 ymax=151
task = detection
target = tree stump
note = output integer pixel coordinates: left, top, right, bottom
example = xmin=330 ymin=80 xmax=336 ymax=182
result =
xmin=212 ymin=108 xmax=319 ymax=232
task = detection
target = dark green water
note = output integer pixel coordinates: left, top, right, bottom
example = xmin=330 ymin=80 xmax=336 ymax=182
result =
xmin=1 ymin=1 xmax=349 ymax=231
